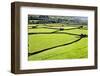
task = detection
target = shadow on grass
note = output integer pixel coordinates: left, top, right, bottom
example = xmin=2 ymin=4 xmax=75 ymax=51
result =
xmin=29 ymin=27 xmax=79 ymax=31
xmin=28 ymin=31 xmax=82 ymax=36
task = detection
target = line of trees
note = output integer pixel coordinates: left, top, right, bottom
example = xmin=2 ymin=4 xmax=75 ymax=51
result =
xmin=28 ymin=15 xmax=88 ymax=25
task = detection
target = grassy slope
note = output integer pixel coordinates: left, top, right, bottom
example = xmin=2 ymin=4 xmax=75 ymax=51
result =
xmin=28 ymin=28 xmax=55 ymax=33
xmin=29 ymin=38 xmax=88 ymax=60
xmin=28 ymin=24 xmax=88 ymax=60
xmin=60 ymin=29 xmax=88 ymax=35
xmin=28 ymin=34 xmax=77 ymax=53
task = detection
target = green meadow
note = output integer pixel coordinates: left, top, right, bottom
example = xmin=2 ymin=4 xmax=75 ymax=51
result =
xmin=28 ymin=24 xmax=88 ymax=61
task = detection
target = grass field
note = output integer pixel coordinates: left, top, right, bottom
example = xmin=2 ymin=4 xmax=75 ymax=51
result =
xmin=28 ymin=24 xmax=88 ymax=61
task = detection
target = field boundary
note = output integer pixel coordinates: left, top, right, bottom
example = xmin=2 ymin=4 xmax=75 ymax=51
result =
xmin=28 ymin=26 xmax=88 ymax=57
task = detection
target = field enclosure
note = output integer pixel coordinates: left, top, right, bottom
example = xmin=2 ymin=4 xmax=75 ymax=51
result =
xmin=28 ymin=24 xmax=88 ymax=61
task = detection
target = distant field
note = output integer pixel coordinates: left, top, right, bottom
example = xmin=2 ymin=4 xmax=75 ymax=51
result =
xmin=28 ymin=24 xmax=88 ymax=61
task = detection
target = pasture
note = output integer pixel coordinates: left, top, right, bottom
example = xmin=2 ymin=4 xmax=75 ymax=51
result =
xmin=28 ymin=24 xmax=88 ymax=61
